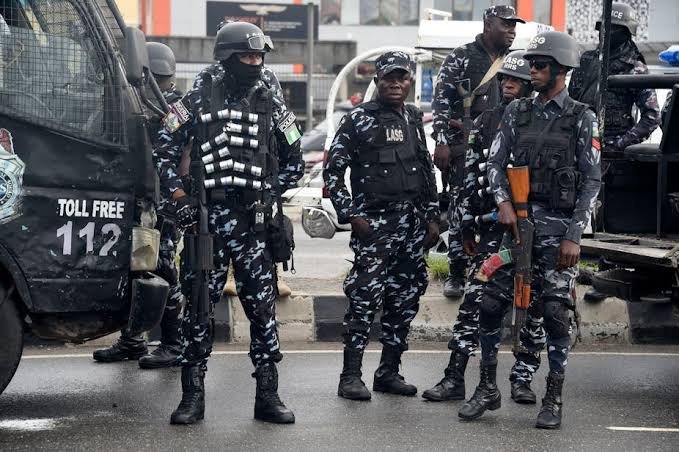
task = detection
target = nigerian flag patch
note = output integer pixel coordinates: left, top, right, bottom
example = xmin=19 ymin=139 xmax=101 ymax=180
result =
xmin=279 ymin=111 xmax=301 ymax=145
xmin=284 ymin=124 xmax=302 ymax=145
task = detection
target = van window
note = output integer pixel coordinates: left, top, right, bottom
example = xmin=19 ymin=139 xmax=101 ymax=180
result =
xmin=0 ymin=0 xmax=123 ymax=144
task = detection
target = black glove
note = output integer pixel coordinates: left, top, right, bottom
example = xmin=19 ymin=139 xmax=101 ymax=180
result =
xmin=175 ymin=195 xmax=197 ymax=230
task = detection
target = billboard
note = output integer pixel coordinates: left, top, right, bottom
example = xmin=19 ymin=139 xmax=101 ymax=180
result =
xmin=206 ymin=1 xmax=319 ymax=40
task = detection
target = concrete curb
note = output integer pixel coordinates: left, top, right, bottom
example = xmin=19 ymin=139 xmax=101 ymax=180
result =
xmin=53 ymin=284 xmax=634 ymax=350
xmin=224 ymin=283 xmax=632 ymax=345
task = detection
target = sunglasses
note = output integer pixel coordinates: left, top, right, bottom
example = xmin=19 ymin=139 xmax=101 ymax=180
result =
xmin=528 ymin=59 xmax=551 ymax=70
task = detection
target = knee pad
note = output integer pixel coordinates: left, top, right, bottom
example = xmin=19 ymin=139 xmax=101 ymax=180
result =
xmin=479 ymin=294 xmax=505 ymax=329
xmin=543 ymin=301 xmax=570 ymax=338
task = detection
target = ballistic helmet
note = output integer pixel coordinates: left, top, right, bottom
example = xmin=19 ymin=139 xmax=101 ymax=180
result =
xmin=524 ymin=31 xmax=581 ymax=68
xmin=497 ymin=50 xmax=531 ymax=81
xmin=596 ymin=2 xmax=638 ymax=36
xmin=146 ymin=42 xmax=176 ymax=77
xmin=213 ymin=22 xmax=273 ymax=62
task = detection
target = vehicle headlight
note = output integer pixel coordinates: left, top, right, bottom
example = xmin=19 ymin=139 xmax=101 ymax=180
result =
xmin=131 ymin=226 xmax=160 ymax=271
xmin=302 ymin=206 xmax=336 ymax=239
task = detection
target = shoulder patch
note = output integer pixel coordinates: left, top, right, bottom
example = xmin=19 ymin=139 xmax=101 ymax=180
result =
xmin=279 ymin=111 xmax=301 ymax=145
xmin=278 ymin=111 xmax=297 ymax=132
xmin=162 ymin=100 xmax=190 ymax=133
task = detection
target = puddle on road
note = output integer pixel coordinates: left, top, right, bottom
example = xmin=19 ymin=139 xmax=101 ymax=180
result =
xmin=0 ymin=418 xmax=64 ymax=431
xmin=0 ymin=411 xmax=113 ymax=432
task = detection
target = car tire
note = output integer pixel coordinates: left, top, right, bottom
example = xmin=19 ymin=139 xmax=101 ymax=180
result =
xmin=0 ymin=290 xmax=23 ymax=396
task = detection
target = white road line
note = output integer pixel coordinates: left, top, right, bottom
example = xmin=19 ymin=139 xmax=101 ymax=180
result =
xmin=607 ymin=426 xmax=679 ymax=433
xmin=21 ymin=350 xmax=679 ymax=359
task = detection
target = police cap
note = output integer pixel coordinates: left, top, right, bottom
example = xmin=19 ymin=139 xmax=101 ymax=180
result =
xmin=375 ymin=51 xmax=415 ymax=78
xmin=595 ymin=2 xmax=638 ymax=36
xmin=213 ymin=21 xmax=274 ymax=62
xmin=146 ymin=42 xmax=176 ymax=77
xmin=497 ymin=50 xmax=531 ymax=81
xmin=524 ymin=31 xmax=581 ymax=68
xmin=483 ymin=5 xmax=526 ymax=23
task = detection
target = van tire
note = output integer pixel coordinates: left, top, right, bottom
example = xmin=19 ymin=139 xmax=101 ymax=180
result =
xmin=0 ymin=294 xmax=23 ymax=396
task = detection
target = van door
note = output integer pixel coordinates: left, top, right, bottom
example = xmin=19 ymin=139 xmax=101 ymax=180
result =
xmin=0 ymin=0 xmax=139 ymax=313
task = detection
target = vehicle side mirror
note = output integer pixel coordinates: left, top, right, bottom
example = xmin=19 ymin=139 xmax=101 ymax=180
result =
xmin=123 ymin=27 xmax=150 ymax=87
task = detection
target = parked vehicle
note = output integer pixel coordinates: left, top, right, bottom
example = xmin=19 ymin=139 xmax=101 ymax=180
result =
xmin=0 ymin=0 xmax=171 ymax=395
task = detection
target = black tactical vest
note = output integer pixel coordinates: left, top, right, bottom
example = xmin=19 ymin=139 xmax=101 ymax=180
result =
xmin=196 ymin=74 xmax=275 ymax=205
xmin=350 ymin=102 xmax=427 ymax=203
xmin=514 ymin=97 xmax=588 ymax=211
xmin=569 ymin=44 xmax=642 ymax=141
xmin=450 ymin=36 xmax=503 ymax=123
xmin=469 ymin=104 xmax=505 ymax=216
xmin=603 ymin=55 xmax=638 ymax=140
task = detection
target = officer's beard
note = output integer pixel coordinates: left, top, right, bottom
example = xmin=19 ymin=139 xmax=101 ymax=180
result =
xmin=224 ymin=57 xmax=263 ymax=88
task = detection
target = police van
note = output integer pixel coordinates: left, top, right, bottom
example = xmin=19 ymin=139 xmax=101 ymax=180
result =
xmin=0 ymin=0 xmax=172 ymax=395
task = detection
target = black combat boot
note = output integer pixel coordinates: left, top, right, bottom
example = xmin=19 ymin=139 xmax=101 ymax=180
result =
xmin=372 ymin=345 xmax=417 ymax=396
xmin=139 ymin=310 xmax=181 ymax=369
xmin=338 ymin=348 xmax=371 ymax=400
xmin=511 ymin=380 xmax=537 ymax=404
xmin=170 ymin=364 xmax=206 ymax=425
xmin=535 ymin=372 xmax=564 ymax=429
xmin=254 ymin=363 xmax=295 ymax=424
xmin=443 ymin=274 xmax=464 ymax=298
xmin=458 ymin=361 xmax=501 ymax=420
xmin=93 ymin=332 xmax=147 ymax=362
xmin=422 ymin=350 xmax=468 ymax=401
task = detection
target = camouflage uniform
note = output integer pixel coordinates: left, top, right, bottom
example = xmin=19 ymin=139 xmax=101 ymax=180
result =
xmin=568 ymin=41 xmax=660 ymax=149
xmin=324 ymin=102 xmax=439 ymax=352
xmin=432 ymin=34 xmax=506 ymax=291
xmin=153 ymin=86 xmax=186 ymax=348
xmin=154 ymin=68 xmax=303 ymax=369
xmin=483 ymin=88 xmax=601 ymax=374
xmin=450 ymin=103 xmax=546 ymax=364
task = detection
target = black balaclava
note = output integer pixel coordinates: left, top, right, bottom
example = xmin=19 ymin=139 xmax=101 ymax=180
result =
xmin=609 ymin=25 xmax=631 ymax=52
xmin=223 ymin=54 xmax=263 ymax=87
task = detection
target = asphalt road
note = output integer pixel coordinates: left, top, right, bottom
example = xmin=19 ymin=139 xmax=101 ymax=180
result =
xmin=1 ymin=344 xmax=679 ymax=451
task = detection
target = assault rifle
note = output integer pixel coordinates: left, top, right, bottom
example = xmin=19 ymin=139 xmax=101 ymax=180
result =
xmin=182 ymin=72 xmax=216 ymax=356
xmin=476 ymin=166 xmax=534 ymax=352
xmin=450 ymin=78 xmax=473 ymax=160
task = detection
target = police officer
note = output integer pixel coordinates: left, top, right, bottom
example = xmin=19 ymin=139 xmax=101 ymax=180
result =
xmin=93 ymin=42 xmax=184 ymax=368
xmin=432 ymin=5 xmax=525 ymax=298
xmin=458 ymin=32 xmax=601 ymax=429
xmin=423 ymin=50 xmax=546 ymax=403
xmin=324 ymin=52 xmax=439 ymax=401
xmin=568 ymin=1 xmax=660 ymax=302
xmin=154 ymin=22 xmax=304 ymax=425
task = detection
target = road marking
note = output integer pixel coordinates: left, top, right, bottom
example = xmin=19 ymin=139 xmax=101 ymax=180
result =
xmin=607 ymin=426 xmax=679 ymax=433
xmin=21 ymin=350 xmax=679 ymax=359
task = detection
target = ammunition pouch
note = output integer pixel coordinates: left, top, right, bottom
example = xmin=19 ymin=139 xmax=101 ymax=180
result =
xmin=550 ymin=167 xmax=580 ymax=210
xmin=268 ymin=214 xmax=294 ymax=269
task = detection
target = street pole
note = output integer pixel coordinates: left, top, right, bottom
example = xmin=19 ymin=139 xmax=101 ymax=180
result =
xmin=306 ymin=2 xmax=315 ymax=132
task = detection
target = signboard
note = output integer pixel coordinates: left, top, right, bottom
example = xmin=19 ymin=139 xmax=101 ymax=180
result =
xmin=206 ymin=1 xmax=319 ymax=40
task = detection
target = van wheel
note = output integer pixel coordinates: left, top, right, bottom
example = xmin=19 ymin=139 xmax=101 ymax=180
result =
xmin=0 ymin=294 xmax=23 ymax=396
